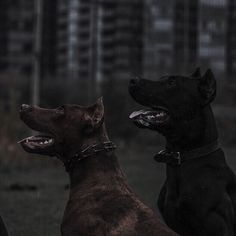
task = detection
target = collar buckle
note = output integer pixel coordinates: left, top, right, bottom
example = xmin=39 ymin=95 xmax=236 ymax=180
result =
xmin=157 ymin=150 xmax=181 ymax=165
xmin=155 ymin=140 xmax=219 ymax=166
xmin=173 ymin=152 xmax=181 ymax=165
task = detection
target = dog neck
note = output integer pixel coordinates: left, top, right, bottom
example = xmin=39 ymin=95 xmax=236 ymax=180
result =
xmin=63 ymin=124 xmax=109 ymax=159
xmin=68 ymin=152 xmax=123 ymax=189
xmin=165 ymin=105 xmax=218 ymax=152
xmin=64 ymin=124 xmax=123 ymax=189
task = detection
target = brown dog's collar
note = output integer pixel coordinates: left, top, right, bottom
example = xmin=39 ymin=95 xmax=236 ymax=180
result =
xmin=63 ymin=141 xmax=117 ymax=172
xmin=154 ymin=140 xmax=220 ymax=165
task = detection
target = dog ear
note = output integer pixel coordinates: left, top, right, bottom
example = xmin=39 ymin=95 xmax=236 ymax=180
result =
xmin=92 ymin=97 xmax=104 ymax=127
xmin=191 ymin=67 xmax=201 ymax=78
xmin=199 ymin=69 xmax=216 ymax=106
xmin=84 ymin=97 xmax=104 ymax=133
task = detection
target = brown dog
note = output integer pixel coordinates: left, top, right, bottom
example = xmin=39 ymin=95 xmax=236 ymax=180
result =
xmin=19 ymin=98 xmax=179 ymax=236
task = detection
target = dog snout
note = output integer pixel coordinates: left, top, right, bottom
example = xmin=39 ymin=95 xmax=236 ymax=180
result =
xmin=20 ymin=104 xmax=32 ymax=113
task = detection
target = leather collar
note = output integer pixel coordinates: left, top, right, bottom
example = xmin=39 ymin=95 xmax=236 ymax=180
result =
xmin=154 ymin=140 xmax=220 ymax=166
xmin=63 ymin=141 xmax=116 ymax=172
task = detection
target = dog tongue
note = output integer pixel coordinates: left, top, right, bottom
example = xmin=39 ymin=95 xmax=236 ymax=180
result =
xmin=129 ymin=110 xmax=151 ymax=119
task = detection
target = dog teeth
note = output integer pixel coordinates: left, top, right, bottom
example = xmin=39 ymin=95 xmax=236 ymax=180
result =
xmin=147 ymin=115 xmax=155 ymax=119
xmin=41 ymin=139 xmax=53 ymax=145
xmin=140 ymin=120 xmax=150 ymax=126
xmin=158 ymin=112 xmax=165 ymax=117
xmin=147 ymin=113 xmax=166 ymax=120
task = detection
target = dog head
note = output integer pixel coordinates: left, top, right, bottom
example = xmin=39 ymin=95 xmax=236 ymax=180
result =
xmin=129 ymin=68 xmax=216 ymax=141
xmin=19 ymin=98 xmax=105 ymax=159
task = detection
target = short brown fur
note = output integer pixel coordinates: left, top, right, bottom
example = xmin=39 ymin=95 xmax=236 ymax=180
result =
xmin=19 ymin=99 xmax=179 ymax=236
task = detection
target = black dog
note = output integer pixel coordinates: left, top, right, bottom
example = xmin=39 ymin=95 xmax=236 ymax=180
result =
xmin=129 ymin=69 xmax=236 ymax=236
xmin=19 ymin=98 xmax=179 ymax=236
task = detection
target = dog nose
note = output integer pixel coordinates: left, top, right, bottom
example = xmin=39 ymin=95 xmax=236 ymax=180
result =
xmin=20 ymin=104 xmax=32 ymax=112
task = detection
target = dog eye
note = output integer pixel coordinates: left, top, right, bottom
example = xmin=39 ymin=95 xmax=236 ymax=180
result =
xmin=55 ymin=106 xmax=65 ymax=115
xmin=167 ymin=79 xmax=176 ymax=88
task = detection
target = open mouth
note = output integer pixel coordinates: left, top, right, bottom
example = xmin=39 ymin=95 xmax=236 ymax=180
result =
xmin=18 ymin=134 xmax=55 ymax=154
xmin=129 ymin=106 xmax=170 ymax=128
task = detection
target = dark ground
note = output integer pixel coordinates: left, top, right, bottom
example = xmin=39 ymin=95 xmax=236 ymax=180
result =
xmin=0 ymin=144 xmax=236 ymax=236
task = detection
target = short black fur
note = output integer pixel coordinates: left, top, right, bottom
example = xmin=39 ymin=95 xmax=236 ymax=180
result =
xmin=129 ymin=68 xmax=236 ymax=236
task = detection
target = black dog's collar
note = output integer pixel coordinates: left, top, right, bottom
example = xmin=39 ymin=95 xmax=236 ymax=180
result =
xmin=63 ymin=141 xmax=117 ymax=172
xmin=154 ymin=140 xmax=219 ymax=165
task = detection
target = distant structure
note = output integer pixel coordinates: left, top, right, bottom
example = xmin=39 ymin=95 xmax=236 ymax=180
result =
xmin=57 ymin=0 xmax=144 ymax=98
xmin=199 ymin=0 xmax=226 ymax=74
xmin=0 ymin=2 xmax=8 ymax=71
xmin=0 ymin=0 xmax=233 ymax=83
xmin=226 ymin=0 xmax=236 ymax=78
xmin=0 ymin=1 xmax=35 ymax=75
xmin=144 ymin=0 xmax=229 ymax=79
xmin=144 ymin=0 xmax=199 ymax=77
xmin=57 ymin=0 xmax=80 ymax=77
xmin=0 ymin=0 xmax=144 ymax=103
xmin=0 ymin=0 xmax=57 ymax=77
xmin=41 ymin=1 xmax=58 ymax=77
xmin=101 ymin=0 xmax=144 ymax=81
xmin=144 ymin=0 xmax=174 ymax=79
xmin=173 ymin=0 xmax=199 ymax=74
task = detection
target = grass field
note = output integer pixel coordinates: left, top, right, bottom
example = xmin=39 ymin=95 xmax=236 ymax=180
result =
xmin=0 ymin=144 xmax=236 ymax=236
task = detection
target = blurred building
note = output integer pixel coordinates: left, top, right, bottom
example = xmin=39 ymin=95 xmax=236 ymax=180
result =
xmin=0 ymin=0 xmax=232 ymax=83
xmin=104 ymin=0 xmax=144 ymax=80
xmin=57 ymin=0 xmax=80 ymax=77
xmin=0 ymin=0 xmax=58 ymax=77
xmin=173 ymin=0 xmax=199 ymax=74
xmin=144 ymin=0 xmax=174 ymax=79
xmin=0 ymin=0 xmax=35 ymax=75
xmin=0 ymin=2 xmax=8 ymax=71
xmin=144 ymin=0 xmax=229 ymax=79
xmin=199 ymin=0 xmax=226 ymax=74
xmin=57 ymin=0 xmax=143 ymax=89
xmin=41 ymin=1 xmax=58 ymax=77
xmin=144 ymin=0 xmax=199 ymax=78
xmin=226 ymin=0 xmax=236 ymax=78
xmin=0 ymin=0 xmax=143 ymax=102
